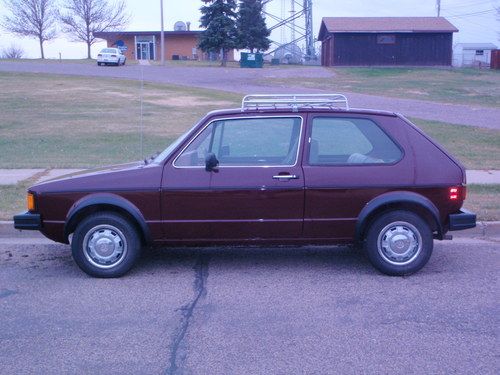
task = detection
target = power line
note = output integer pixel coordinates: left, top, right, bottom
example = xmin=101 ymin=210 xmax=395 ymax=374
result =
xmin=443 ymin=0 xmax=495 ymax=10
xmin=445 ymin=9 xmax=495 ymax=18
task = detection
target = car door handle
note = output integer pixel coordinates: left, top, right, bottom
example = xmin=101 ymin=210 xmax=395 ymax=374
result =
xmin=272 ymin=174 xmax=299 ymax=180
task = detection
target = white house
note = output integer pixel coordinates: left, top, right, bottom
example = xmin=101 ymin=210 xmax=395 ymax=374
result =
xmin=453 ymin=43 xmax=498 ymax=67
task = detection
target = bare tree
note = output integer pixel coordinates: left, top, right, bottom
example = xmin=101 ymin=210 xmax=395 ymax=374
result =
xmin=1 ymin=44 xmax=25 ymax=59
xmin=1 ymin=0 xmax=57 ymax=59
xmin=59 ymin=0 xmax=129 ymax=59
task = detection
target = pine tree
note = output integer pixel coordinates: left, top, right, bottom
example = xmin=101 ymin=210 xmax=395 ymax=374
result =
xmin=236 ymin=0 xmax=270 ymax=53
xmin=199 ymin=0 xmax=238 ymax=66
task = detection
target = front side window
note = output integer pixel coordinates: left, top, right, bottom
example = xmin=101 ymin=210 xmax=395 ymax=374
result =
xmin=175 ymin=117 xmax=302 ymax=167
xmin=308 ymin=117 xmax=402 ymax=165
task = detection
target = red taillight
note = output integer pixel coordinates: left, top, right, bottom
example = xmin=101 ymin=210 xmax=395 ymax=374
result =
xmin=449 ymin=186 xmax=465 ymax=201
xmin=449 ymin=187 xmax=459 ymax=200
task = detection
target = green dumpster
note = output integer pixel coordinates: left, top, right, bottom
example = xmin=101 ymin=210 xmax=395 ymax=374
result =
xmin=240 ymin=52 xmax=264 ymax=68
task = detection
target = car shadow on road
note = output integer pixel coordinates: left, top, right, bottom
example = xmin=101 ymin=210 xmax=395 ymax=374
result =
xmin=135 ymin=245 xmax=377 ymax=276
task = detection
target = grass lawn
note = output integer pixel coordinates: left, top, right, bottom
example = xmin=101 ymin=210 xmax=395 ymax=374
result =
xmin=0 ymin=72 xmax=498 ymax=170
xmin=261 ymin=67 xmax=500 ymax=107
xmin=466 ymin=185 xmax=500 ymax=222
xmin=0 ymin=71 xmax=239 ymax=168
xmin=0 ymin=182 xmax=30 ymax=220
xmin=0 ymin=58 xmax=140 ymax=65
xmin=0 ymin=71 xmax=498 ymax=220
xmin=410 ymin=118 xmax=500 ymax=170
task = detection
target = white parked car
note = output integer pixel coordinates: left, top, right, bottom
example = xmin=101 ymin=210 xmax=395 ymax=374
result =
xmin=97 ymin=48 xmax=126 ymax=66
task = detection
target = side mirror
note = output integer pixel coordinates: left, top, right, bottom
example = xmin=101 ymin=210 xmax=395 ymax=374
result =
xmin=205 ymin=152 xmax=219 ymax=172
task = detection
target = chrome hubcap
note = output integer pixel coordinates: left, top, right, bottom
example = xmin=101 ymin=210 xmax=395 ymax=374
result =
xmin=83 ymin=224 xmax=127 ymax=269
xmin=377 ymin=221 xmax=422 ymax=265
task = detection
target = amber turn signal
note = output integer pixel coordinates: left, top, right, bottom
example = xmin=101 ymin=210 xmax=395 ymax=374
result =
xmin=27 ymin=192 xmax=35 ymax=211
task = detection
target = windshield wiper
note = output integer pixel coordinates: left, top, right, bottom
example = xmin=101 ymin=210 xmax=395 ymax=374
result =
xmin=144 ymin=151 xmax=160 ymax=165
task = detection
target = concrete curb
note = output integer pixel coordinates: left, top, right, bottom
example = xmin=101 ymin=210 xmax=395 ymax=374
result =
xmin=1 ymin=220 xmax=499 ymax=239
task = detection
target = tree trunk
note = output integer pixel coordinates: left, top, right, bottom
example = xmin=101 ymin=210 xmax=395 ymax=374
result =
xmin=87 ymin=42 xmax=91 ymax=59
xmin=39 ymin=38 xmax=45 ymax=59
xmin=221 ymin=48 xmax=227 ymax=67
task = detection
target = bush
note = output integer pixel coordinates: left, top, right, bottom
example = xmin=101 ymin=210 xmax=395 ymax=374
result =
xmin=1 ymin=45 xmax=24 ymax=59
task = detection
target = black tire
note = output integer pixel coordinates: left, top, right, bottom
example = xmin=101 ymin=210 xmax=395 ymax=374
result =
xmin=364 ymin=210 xmax=433 ymax=276
xmin=97 ymin=62 xmax=101 ymax=66
xmin=71 ymin=212 xmax=141 ymax=278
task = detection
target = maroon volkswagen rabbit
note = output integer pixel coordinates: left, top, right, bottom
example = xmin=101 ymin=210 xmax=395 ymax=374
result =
xmin=14 ymin=94 xmax=476 ymax=277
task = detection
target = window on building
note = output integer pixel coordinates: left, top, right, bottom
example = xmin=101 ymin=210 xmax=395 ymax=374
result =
xmin=377 ymin=35 xmax=396 ymax=44
xmin=475 ymin=50 xmax=484 ymax=56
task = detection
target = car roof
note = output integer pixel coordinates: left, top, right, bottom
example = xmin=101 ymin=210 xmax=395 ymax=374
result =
xmin=205 ymin=107 xmax=399 ymax=118
xmin=204 ymin=94 xmax=398 ymax=118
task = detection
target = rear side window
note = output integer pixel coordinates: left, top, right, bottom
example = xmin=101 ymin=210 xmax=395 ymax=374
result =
xmin=309 ymin=117 xmax=402 ymax=165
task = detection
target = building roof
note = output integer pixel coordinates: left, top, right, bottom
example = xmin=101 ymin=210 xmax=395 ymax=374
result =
xmin=455 ymin=43 xmax=498 ymax=50
xmin=94 ymin=30 xmax=202 ymax=38
xmin=318 ymin=17 xmax=458 ymax=40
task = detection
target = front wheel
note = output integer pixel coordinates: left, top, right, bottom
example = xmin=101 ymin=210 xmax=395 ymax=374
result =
xmin=71 ymin=212 xmax=141 ymax=277
xmin=364 ymin=210 xmax=433 ymax=276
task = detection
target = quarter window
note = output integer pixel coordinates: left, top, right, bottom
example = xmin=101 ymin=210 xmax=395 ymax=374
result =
xmin=175 ymin=117 xmax=302 ymax=167
xmin=309 ymin=117 xmax=402 ymax=165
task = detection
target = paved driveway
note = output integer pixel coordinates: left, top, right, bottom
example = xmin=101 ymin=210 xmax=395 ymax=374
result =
xmin=1 ymin=61 xmax=499 ymax=129
xmin=1 ymin=233 xmax=497 ymax=374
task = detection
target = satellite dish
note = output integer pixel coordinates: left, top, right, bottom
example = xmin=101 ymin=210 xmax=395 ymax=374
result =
xmin=174 ymin=21 xmax=187 ymax=31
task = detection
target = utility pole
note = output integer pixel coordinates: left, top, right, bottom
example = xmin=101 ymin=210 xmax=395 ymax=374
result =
xmin=436 ymin=0 xmax=441 ymax=17
xmin=160 ymin=0 xmax=165 ymax=66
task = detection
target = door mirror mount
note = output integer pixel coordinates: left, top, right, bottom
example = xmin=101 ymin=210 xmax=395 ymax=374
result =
xmin=205 ymin=153 xmax=219 ymax=172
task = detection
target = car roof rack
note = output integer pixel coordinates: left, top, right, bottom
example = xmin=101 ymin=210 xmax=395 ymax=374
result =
xmin=241 ymin=94 xmax=349 ymax=112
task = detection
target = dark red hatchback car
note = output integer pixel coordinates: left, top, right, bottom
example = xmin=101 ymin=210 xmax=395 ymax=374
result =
xmin=14 ymin=94 xmax=475 ymax=277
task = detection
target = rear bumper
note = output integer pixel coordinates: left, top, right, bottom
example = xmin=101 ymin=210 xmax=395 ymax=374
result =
xmin=448 ymin=209 xmax=476 ymax=231
xmin=13 ymin=212 xmax=41 ymax=230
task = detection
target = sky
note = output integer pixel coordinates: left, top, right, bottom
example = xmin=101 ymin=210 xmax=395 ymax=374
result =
xmin=0 ymin=0 xmax=498 ymax=59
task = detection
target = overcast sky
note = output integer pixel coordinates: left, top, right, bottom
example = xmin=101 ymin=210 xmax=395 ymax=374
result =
xmin=0 ymin=0 xmax=498 ymax=59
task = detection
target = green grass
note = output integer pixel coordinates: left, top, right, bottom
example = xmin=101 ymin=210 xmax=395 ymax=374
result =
xmin=0 ymin=72 xmax=498 ymax=169
xmin=410 ymin=118 xmax=500 ymax=170
xmin=261 ymin=67 xmax=500 ymax=107
xmin=0 ymin=58 xmax=111 ymax=64
xmin=0 ymin=71 xmax=498 ymax=220
xmin=466 ymin=184 xmax=500 ymax=221
xmin=0 ymin=71 xmax=239 ymax=168
xmin=0 ymin=182 xmax=30 ymax=219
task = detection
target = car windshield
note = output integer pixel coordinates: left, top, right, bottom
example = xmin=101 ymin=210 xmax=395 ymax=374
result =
xmin=151 ymin=130 xmax=192 ymax=164
xmin=101 ymin=48 xmax=116 ymax=53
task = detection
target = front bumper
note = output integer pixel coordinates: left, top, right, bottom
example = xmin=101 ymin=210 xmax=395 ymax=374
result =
xmin=448 ymin=209 xmax=476 ymax=231
xmin=13 ymin=212 xmax=41 ymax=230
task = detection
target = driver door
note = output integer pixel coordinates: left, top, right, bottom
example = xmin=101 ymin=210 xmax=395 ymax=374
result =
xmin=161 ymin=115 xmax=305 ymax=241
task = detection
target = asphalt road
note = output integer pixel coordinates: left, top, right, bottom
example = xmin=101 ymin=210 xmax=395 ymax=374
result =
xmin=0 ymin=61 xmax=499 ymax=130
xmin=0 ymin=233 xmax=498 ymax=374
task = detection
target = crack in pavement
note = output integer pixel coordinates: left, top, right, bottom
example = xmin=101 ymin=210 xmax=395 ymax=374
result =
xmin=165 ymin=254 xmax=210 ymax=375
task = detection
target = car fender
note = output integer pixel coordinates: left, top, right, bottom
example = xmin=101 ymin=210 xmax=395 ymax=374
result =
xmin=355 ymin=191 xmax=443 ymax=241
xmin=64 ymin=193 xmax=152 ymax=244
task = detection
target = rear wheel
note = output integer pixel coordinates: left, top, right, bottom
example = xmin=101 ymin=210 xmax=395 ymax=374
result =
xmin=71 ymin=212 xmax=141 ymax=277
xmin=97 ymin=62 xmax=101 ymax=66
xmin=364 ymin=210 xmax=433 ymax=276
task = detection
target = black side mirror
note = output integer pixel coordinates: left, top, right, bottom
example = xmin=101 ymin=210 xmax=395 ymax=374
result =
xmin=205 ymin=152 xmax=219 ymax=172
